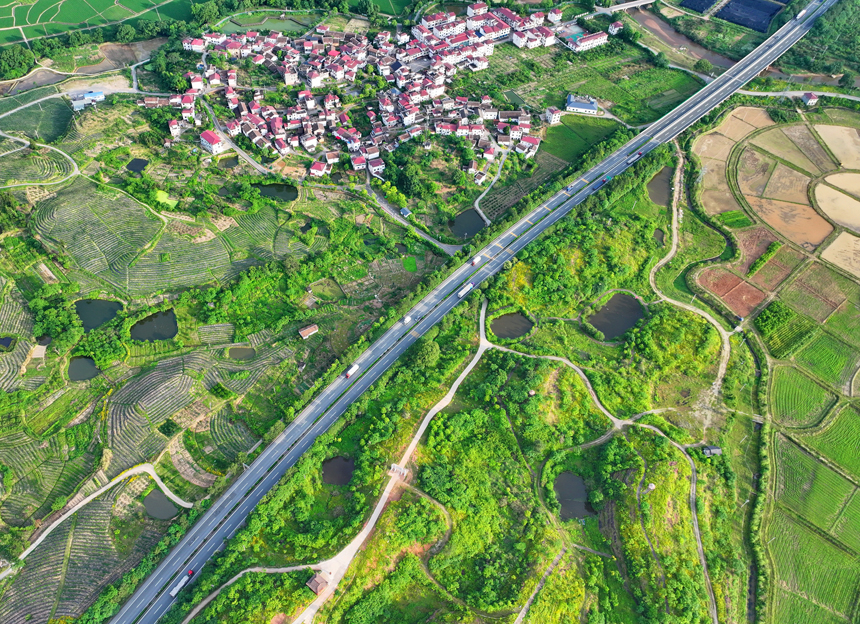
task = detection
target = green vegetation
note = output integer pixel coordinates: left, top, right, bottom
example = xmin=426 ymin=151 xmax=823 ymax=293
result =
xmin=770 ymin=366 xmax=836 ymax=427
xmin=795 ymin=333 xmax=859 ymax=388
xmin=747 ymin=240 xmax=782 ymax=277
xmin=716 ymin=210 xmax=753 ymax=229
xmin=754 ymin=300 xmax=818 ymax=358
xmin=796 ymin=406 xmax=860 ymax=480
xmin=542 ymin=116 xmax=621 ymax=163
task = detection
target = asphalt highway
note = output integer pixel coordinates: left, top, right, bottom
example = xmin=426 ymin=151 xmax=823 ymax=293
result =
xmin=111 ymin=2 xmax=833 ymax=621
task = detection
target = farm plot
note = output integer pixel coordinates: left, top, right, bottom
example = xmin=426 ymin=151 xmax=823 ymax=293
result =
xmin=0 ymin=148 xmax=73 ymax=185
xmin=743 ymin=196 xmax=833 ymax=250
xmin=761 ymin=309 xmax=817 ymax=359
xmin=770 ymin=366 xmax=836 ymax=427
xmin=722 ymin=280 xmax=766 ymax=316
xmin=774 ymin=434 xmax=854 ymax=531
xmin=781 ymin=124 xmax=837 ymax=172
xmin=197 ymin=323 xmax=234 ymax=344
xmin=815 ymin=125 xmax=860 ymax=169
xmin=824 ymin=172 xmax=860 ymax=199
xmin=715 ymin=0 xmax=782 ymax=33
xmin=106 ymin=403 xmax=167 ymax=478
xmin=749 ymin=246 xmax=803 ymax=291
xmin=771 ymin=588 xmax=849 ymax=624
xmin=761 ymin=163 xmax=810 ymax=204
xmin=209 ymin=408 xmax=257 ymax=460
xmin=797 ymin=406 xmax=860 ymax=482
xmin=124 ymin=234 xmax=232 ymax=296
xmin=481 ymin=151 xmax=568 ymax=221
xmin=767 ymin=508 xmax=860 ymax=619
xmin=794 ymin=332 xmax=860 ymax=390
xmin=750 ymin=128 xmax=820 ymax=175
xmin=736 ymin=147 xmax=775 ymax=197
xmin=821 ymin=232 xmax=860 ymax=279
xmin=830 ymin=491 xmax=860 ymax=552
xmin=815 ymin=184 xmax=860 ymax=233
xmin=1 ymin=98 xmax=73 ymax=142
xmin=826 ymin=300 xmax=860 ymax=349
xmin=0 ymin=282 xmax=34 ymax=336
xmin=542 ymin=116 xmax=620 ymax=164
xmin=716 ymin=210 xmax=753 ymax=228
xmin=781 ymin=261 xmax=859 ymax=322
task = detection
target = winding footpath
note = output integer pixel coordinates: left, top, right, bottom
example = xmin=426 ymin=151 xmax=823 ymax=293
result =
xmin=0 ymin=463 xmax=191 ymax=581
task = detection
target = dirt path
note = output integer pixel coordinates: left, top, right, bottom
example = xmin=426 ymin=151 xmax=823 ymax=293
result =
xmin=513 ymin=547 xmax=567 ymax=624
xmin=473 ymin=147 xmax=508 ymax=226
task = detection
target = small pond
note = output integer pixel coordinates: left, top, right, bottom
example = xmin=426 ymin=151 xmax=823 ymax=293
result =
xmin=450 ymin=209 xmax=485 ymax=239
xmin=363 ymin=237 xmax=379 ymax=247
xmin=395 ymin=243 xmax=408 ymax=254
xmin=300 ymin=222 xmax=314 ymax=234
xmin=144 ymin=489 xmax=178 ymax=520
xmin=554 ymin=472 xmax=596 ymax=520
xmin=126 ymin=158 xmax=149 ymax=173
xmin=0 ymin=336 xmax=14 ymax=350
xmin=253 ymin=183 xmax=298 ymax=202
xmin=228 ymin=347 xmax=256 ymax=360
xmin=587 ymin=293 xmax=645 ymax=340
xmin=217 ymin=185 xmax=231 ymax=197
xmin=322 ymin=456 xmax=355 ymax=485
xmin=75 ymin=299 xmax=123 ymax=333
xmin=218 ymin=156 xmax=239 ymax=169
xmin=68 ymin=356 xmax=100 ymax=381
xmin=647 ymin=166 xmax=673 ymax=208
xmin=653 ymin=228 xmax=665 ymax=246
xmin=491 ymin=312 xmax=534 ymax=339
xmin=130 ymin=310 xmax=178 ymax=342
xmin=37 ymin=335 xmax=52 ymax=346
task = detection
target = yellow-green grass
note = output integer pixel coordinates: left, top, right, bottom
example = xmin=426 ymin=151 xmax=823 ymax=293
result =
xmin=767 ymin=509 xmax=860 ymax=619
xmin=542 ymin=116 xmax=620 ymax=164
xmin=796 ymin=406 xmax=860 ymax=482
xmin=771 ymin=587 xmax=848 ymax=624
xmin=770 ymin=365 xmax=836 ymax=427
xmin=830 ymin=490 xmax=860 ymax=552
xmin=795 ymin=332 xmax=860 ymax=388
xmin=774 ymin=434 xmax=854 ymax=531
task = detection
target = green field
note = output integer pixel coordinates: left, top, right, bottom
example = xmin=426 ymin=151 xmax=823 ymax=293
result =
xmin=1 ymin=98 xmax=73 ymax=142
xmin=770 ymin=366 xmax=836 ymax=427
xmin=0 ymin=0 xmax=190 ymax=42
xmin=797 ymin=406 xmax=860 ymax=481
xmin=830 ymin=490 xmax=860 ymax=552
xmin=716 ymin=210 xmax=753 ymax=228
xmin=347 ymin=0 xmax=412 ymax=15
xmin=795 ymin=333 xmax=859 ymax=388
xmin=402 ymin=256 xmax=417 ymax=272
xmin=771 ymin=588 xmax=849 ymax=624
xmin=767 ymin=509 xmax=860 ymax=619
xmin=542 ymin=116 xmax=620 ymax=164
xmin=826 ymin=300 xmax=860 ymax=349
xmin=760 ymin=310 xmax=817 ymax=359
xmin=774 ymin=435 xmax=854 ymax=531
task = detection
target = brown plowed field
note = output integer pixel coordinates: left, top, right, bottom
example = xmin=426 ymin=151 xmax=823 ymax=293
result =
xmin=821 ymin=232 xmax=860 ymax=278
xmin=782 ymin=125 xmax=837 ymax=172
xmin=730 ymin=107 xmax=775 ymax=128
xmin=815 ymin=184 xmax=860 ymax=233
xmin=745 ymin=197 xmax=833 ymax=250
xmin=751 ymin=128 xmax=820 ymax=175
xmin=734 ymin=226 xmax=778 ymax=273
xmin=762 ymin=164 xmax=810 ymax=204
xmin=737 ymin=148 xmax=775 ymax=197
xmin=723 ymin=281 xmax=767 ymax=317
xmin=699 ymin=157 xmax=741 ymax=214
xmin=699 ymin=267 xmax=742 ymax=296
xmin=815 ymin=125 xmax=860 ymax=169
xmin=694 ymin=133 xmax=736 ymax=161
xmin=750 ymin=247 xmax=804 ymax=291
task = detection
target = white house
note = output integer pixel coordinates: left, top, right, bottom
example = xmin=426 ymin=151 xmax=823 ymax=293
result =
xmin=168 ymin=119 xmax=181 ymax=138
xmin=566 ymin=94 xmax=600 ymax=115
xmin=467 ymin=2 xmax=488 ymax=17
xmin=368 ymin=158 xmax=386 ymax=175
xmin=567 ymin=31 xmax=608 ymax=52
xmin=609 ymin=21 xmax=624 ymax=36
xmin=200 ymin=130 xmax=226 ymax=154
xmin=802 ymin=92 xmax=819 ymax=106
xmin=545 ymin=106 xmax=562 ymax=125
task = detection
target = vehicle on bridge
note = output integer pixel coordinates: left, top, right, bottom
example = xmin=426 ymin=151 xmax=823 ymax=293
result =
xmin=402 ymin=315 xmax=413 ymax=324
xmin=169 ymin=570 xmax=194 ymax=598
xmin=346 ymin=364 xmax=359 ymax=378
xmin=626 ymin=151 xmax=643 ymax=164
xmin=471 ymin=255 xmax=482 ymax=266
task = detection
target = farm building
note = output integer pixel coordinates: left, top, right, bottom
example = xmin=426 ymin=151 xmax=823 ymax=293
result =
xmin=703 ymin=446 xmax=723 ymax=457
xmin=566 ymin=95 xmax=600 ymax=115
xmin=802 ymin=92 xmax=819 ymax=106
xmin=200 ymin=130 xmax=227 ymax=154
xmin=299 ymin=324 xmax=319 ymax=339
xmin=545 ymin=107 xmax=562 ymax=125
xmin=306 ymin=572 xmax=329 ymax=595
xmin=564 ymin=31 xmax=609 ymax=52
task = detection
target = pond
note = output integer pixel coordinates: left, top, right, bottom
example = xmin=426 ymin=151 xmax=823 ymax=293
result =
xmin=450 ymin=209 xmax=485 ymax=239
xmin=143 ymin=489 xmax=178 ymax=520
xmin=217 ymin=185 xmax=231 ymax=197
xmin=322 ymin=456 xmax=354 ymax=485
xmin=253 ymin=183 xmax=298 ymax=202
xmin=218 ymin=156 xmax=239 ymax=169
xmin=126 ymin=158 xmax=149 ymax=173
xmin=653 ymin=228 xmax=665 ymax=246
xmin=0 ymin=336 xmax=14 ymax=350
xmin=300 ymin=222 xmax=314 ymax=234
xmin=130 ymin=310 xmax=178 ymax=342
xmin=491 ymin=312 xmax=534 ymax=339
xmin=395 ymin=243 xmax=408 ymax=254
xmin=68 ymin=356 xmax=100 ymax=381
xmin=363 ymin=237 xmax=379 ymax=247
xmin=647 ymin=166 xmax=673 ymax=208
xmin=588 ymin=293 xmax=645 ymax=340
xmin=554 ymin=472 xmax=596 ymax=520
xmin=75 ymin=299 xmax=123 ymax=333
xmin=37 ymin=335 xmax=52 ymax=346
xmin=228 ymin=347 xmax=256 ymax=360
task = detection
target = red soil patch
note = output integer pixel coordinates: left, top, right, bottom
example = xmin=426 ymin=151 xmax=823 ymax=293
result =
xmin=699 ymin=267 xmax=742 ymax=296
xmin=723 ymin=281 xmax=767 ymax=317
xmin=750 ymin=247 xmax=804 ymax=291
xmin=733 ymin=226 xmax=778 ymax=273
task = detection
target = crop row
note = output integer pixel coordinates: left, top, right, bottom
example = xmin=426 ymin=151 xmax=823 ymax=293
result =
xmin=770 ymin=366 xmax=836 ymax=427
xmin=0 ymin=150 xmax=72 ymax=185
xmin=210 ymin=409 xmax=257 ymax=460
xmin=0 ymin=339 xmax=30 ymax=392
xmin=775 ymin=434 xmax=854 ymax=531
xmin=830 ymin=491 xmax=860 ymax=553
xmin=0 ymin=286 xmax=34 ymax=336
xmin=0 ymin=431 xmax=52 ymax=481
xmin=763 ymin=315 xmax=817 ymax=359
xmin=112 ymin=361 xmax=184 ymax=405
xmin=234 ymin=206 xmax=280 ymax=246
xmin=797 ymin=406 xmax=860 ymax=482
xmin=795 ymin=333 xmax=860 ymax=389
xmin=768 ymin=508 xmax=860 ymax=617
xmin=198 ymin=323 xmax=235 ymax=344
xmin=138 ymin=374 xmax=196 ymax=424
xmin=107 ymin=404 xmax=162 ymax=477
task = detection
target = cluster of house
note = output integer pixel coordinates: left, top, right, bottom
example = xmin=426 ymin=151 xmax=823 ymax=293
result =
xmin=544 ymin=94 xmax=602 ymax=124
xmin=559 ymin=20 xmax=624 ymax=53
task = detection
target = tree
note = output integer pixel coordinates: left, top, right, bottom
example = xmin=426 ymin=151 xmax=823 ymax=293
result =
xmin=413 ymin=339 xmax=440 ymax=370
xmin=651 ymin=51 xmax=669 ymax=68
xmin=356 ymin=0 xmax=379 ymax=20
xmin=0 ymin=44 xmax=34 ymax=80
xmin=191 ymin=0 xmax=220 ymax=25
xmin=694 ymin=58 xmax=713 ymax=74
xmin=839 ymin=71 xmax=856 ymax=88
xmin=116 ymin=24 xmax=136 ymax=43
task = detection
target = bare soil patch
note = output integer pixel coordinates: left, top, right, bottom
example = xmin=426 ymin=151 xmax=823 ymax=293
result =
xmin=698 ymin=267 xmax=742 ymax=296
xmin=733 ymin=226 xmax=778 ymax=273
xmin=723 ymin=281 xmax=767 ymax=317
xmin=824 ymin=172 xmax=860 ymax=199
xmin=694 ymin=132 xmax=736 ymax=161
xmin=815 ymin=184 xmax=860 ymax=233
xmin=744 ymin=197 xmax=833 ymax=249
xmin=0 ymin=69 xmax=65 ymax=95
xmin=782 ymin=125 xmax=836 ymax=172
xmin=737 ymin=148 xmax=775 ymax=197
xmin=169 ymin=437 xmax=217 ymax=488
xmin=211 ymin=215 xmax=238 ymax=231
xmin=821 ymin=232 xmax=860 ymax=278
xmin=750 ymin=246 xmax=804 ymax=291
xmin=699 ymin=157 xmax=741 ymax=214
xmin=731 ymin=107 xmax=775 ymax=129
xmin=750 ymin=128 xmax=820 ymax=175
xmin=717 ymin=115 xmax=758 ymax=142
xmin=762 ymin=164 xmax=810 ymax=204
xmin=814 ymin=125 xmax=860 ymax=169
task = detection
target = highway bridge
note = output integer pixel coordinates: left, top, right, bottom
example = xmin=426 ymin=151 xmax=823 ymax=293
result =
xmin=110 ymin=1 xmax=835 ymax=620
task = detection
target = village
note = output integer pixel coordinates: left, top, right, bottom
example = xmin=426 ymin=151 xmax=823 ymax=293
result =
xmin=125 ymin=4 xmax=624 ymax=185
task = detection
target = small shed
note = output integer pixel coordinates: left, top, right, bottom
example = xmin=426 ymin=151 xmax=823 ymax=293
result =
xmin=802 ymin=92 xmax=819 ymax=106
xmin=298 ymin=324 xmax=319 ymax=340
xmin=306 ymin=572 xmax=328 ymax=595
xmin=702 ymin=446 xmax=723 ymax=457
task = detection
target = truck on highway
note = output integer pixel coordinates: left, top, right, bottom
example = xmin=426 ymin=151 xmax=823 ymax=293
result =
xmin=169 ymin=571 xmax=194 ymax=598
xmin=626 ymin=151 xmax=643 ymax=164
xmin=402 ymin=315 xmax=412 ymax=324
xmin=795 ymin=7 xmax=806 ymax=18
xmin=457 ymin=283 xmax=475 ymax=298
xmin=591 ymin=177 xmax=610 ymax=193
xmin=471 ymin=255 xmax=482 ymax=266
xmin=346 ymin=364 xmax=359 ymax=378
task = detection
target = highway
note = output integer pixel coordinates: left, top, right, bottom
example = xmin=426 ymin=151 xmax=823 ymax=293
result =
xmin=111 ymin=1 xmax=833 ymax=621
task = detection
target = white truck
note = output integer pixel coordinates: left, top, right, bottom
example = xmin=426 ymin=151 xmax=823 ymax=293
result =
xmin=626 ymin=151 xmax=643 ymax=165
xmin=169 ymin=570 xmax=194 ymax=598
xmin=402 ymin=315 xmax=412 ymax=324
xmin=457 ymin=283 xmax=475 ymax=299
xmin=346 ymin=364 xmax=359 ymax=378
xmin=471 ymin=255 xmax=482 ymax=266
